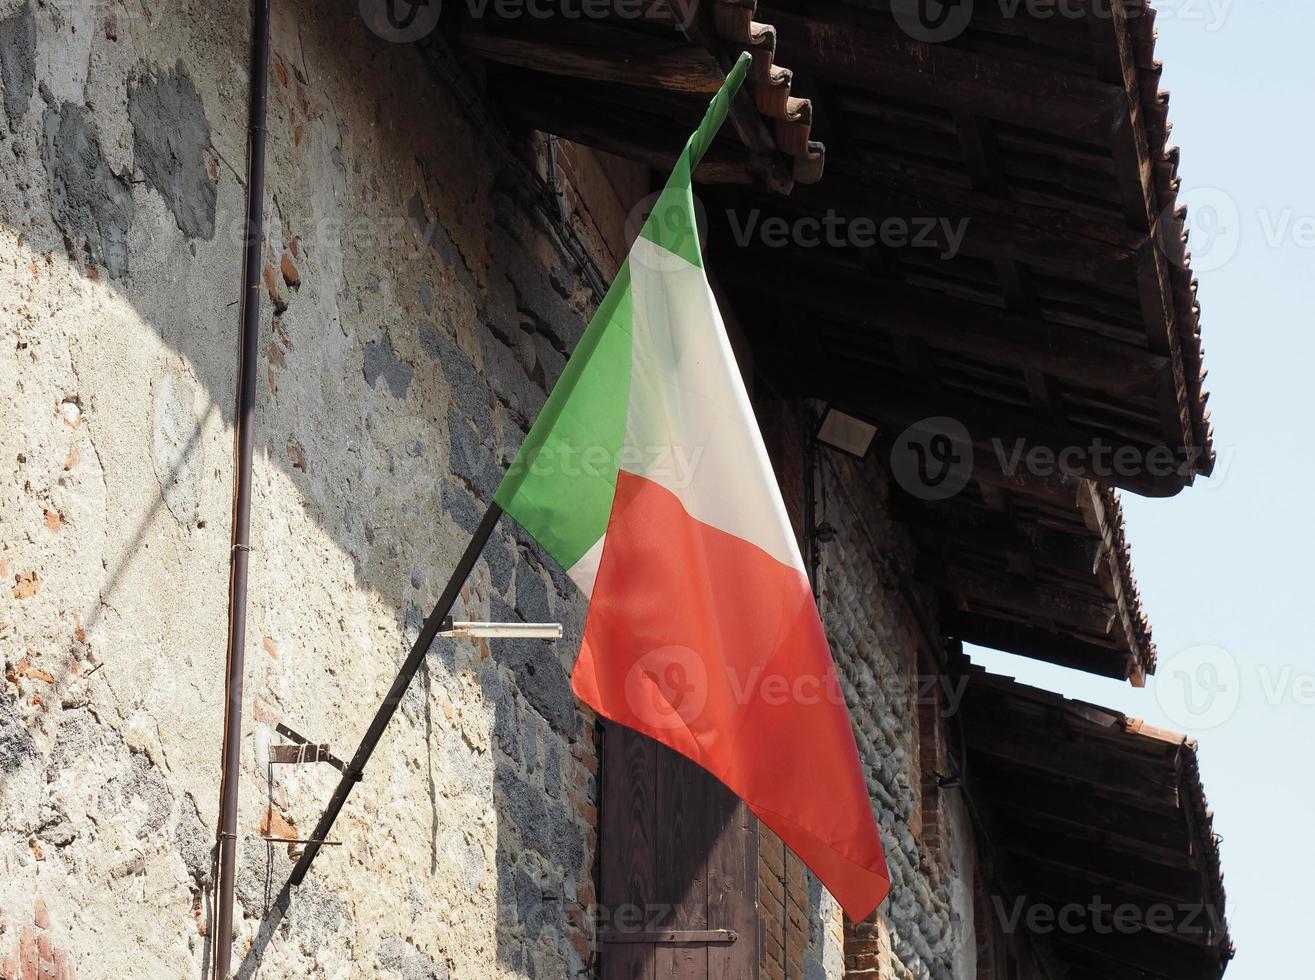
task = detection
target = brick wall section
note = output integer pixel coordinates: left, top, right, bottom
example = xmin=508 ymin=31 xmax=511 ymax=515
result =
xmin=761 ymin=826 xmax=788 ymax=980
xmin=760 ymin=822 xmax=842 ymax=980
xmin=756 ymin=400 xmax=845 ymax=980
xmin=786 ymin=849 xmax=810 ymax=977
xmin=918 ymin=694 xmax=950 ymax=884
xmin=846 ymin=909 xmax=893 ymax=978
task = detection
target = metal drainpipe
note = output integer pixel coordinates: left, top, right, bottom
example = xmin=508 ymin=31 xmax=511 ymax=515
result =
xmin=213 ymin=0 xmax=270 ymax=975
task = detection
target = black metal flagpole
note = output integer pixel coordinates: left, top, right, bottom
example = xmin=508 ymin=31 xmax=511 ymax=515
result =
xmin=289 ymin=502 xmax=504 ymax=885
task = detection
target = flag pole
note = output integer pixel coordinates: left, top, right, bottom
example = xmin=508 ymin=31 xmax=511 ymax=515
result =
xmin=289 ymin=502 xmax=504 ymax=886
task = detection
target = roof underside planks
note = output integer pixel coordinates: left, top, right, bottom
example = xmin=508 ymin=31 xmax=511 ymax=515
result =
xmin=451 ymin=0 xmax=825 ymax=191
xmin=960 ymin=669 xmax=1232 ymax=980
xmin=710 ymin=0 xmax=1211 ymax=500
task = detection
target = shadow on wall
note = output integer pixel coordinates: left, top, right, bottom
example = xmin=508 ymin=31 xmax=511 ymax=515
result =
xmin=0 ymin=0 xmax=608 ymax=975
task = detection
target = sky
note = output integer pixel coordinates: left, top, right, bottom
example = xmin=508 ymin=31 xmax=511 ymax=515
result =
xmin=967 ymin=3 xmax=1315 ymax=974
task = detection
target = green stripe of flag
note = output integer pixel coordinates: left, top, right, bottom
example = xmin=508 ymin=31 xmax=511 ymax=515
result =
xmin=494 ymin=264 xmax=633 ymax=570
xmin=639 ymin=51 xmax=751 ymax=268
xmin=493 ymin=53 xmax=752 ymax=572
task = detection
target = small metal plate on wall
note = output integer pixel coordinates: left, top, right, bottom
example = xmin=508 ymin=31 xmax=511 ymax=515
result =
xmin=597 ymin=930 xmax=738 ymax=945
xmin=270 ymin=743 xmax=334 ymax=765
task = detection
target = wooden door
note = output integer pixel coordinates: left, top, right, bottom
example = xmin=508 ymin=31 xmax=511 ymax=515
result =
xmin=598 ymin=720 xmax=759 ymax=979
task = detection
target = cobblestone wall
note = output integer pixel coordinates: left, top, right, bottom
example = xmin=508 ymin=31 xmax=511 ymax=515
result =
xmin=815 ymin=451 xmax=975 ymax=980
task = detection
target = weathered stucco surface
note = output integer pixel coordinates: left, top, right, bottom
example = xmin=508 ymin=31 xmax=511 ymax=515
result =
xmin=1 ymin=0 xmax=608 ymax=975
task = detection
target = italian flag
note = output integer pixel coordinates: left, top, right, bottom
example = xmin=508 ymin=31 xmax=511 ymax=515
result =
xmin=495 ymin=53 xmax=890 ymax=920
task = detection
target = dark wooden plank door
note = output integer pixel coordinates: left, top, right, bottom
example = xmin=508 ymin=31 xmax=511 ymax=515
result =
xmin=600 ymin=720 xmax=759 ymax=980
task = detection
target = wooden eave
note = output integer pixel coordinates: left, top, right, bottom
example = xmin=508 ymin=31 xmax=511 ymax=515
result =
xmin=896 ymin=472 xmax=1156 ymax=682
xmin=961 ymin=669 xmax=1233 ymax=980
xmin=449 ymin=0 xmax=825 ymax=192
xmin=706 ymin=0 xmax=1212 ymax=499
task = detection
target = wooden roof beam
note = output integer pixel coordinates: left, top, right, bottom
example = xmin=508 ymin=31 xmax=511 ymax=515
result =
xmin=763 ymin=7 xmax=1126 ymax=142
xmin=669 ymin=0 xmax=796 ymax=192
xmin=990 ymin=802 xmax=1201 ymax=872
xmin=460 ymin=21 xmax=726 ymax=95
xmin=990 ymin=824 xmax=1202 ymax=898
xmin=898 ymin=508 xmax=1101 ymax=574
xmin=950 ymin=614 xmax=1132 ymax=680
xmin=969 ymin=763 xmax=1188 ymax=843
xmin=1008 ymin=879 xmax=1226 ymax=953
xmin=1089 ymin=1 xmax=1206 ymax=476
xmin=926 ymin=565 xmax=1118 ymax=638
xmin=1078 ymin=481 xmax=1150 ymax=684
xmin=714 ymin=256 xmax=1168 ymax=394
xmin=490 ymin=72 xmax=758 ymax=184
xmin=805 ymin=369 xmax=1186 ymax=497
xmin=1048 ymin=928 xmax=1226 ymax=980
xmin=964 ymin=733 xmax=1176 ymax=808
xmin=788 ymin=173 xmax=1148 ymax=280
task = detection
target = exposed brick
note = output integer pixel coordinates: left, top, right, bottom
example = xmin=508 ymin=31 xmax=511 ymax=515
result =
xmin=12 ymin=571 xmax=39 ymax=600
xmin=16 ymin=660 xmax=54 ymax=685
xmin=259 ymin=809 xmax=298 ymax=840
xmin=252 ymin=696 xmax=281 ymax=725
xmin=280 ymin=253 xmax=301 ymax=289
xmin=262 ymin=263 xmax=287 ymax=313
xmin=20 ymin=927 xmax=36 ymax=977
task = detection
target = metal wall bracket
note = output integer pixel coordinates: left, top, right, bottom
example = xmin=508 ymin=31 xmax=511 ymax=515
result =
xmin=273 ymin=723 xmax=348 ymax=774
xmin=438 ymin=618 xmax=562 ymax=640
xmin=270 ymin=744 xmax=334 ymax=765
xmin=265 ymin=724 xmax=347 ymax=854
xmin=260 ymin=836 xmax=342 ymax=847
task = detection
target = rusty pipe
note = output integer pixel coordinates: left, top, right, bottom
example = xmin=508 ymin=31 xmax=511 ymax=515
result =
xmin=213 ymin=0 xmax=270 ymax=975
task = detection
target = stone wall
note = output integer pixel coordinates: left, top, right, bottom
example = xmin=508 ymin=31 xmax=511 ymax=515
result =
xmin=0 ymin=1 xmax=641 ymax=976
